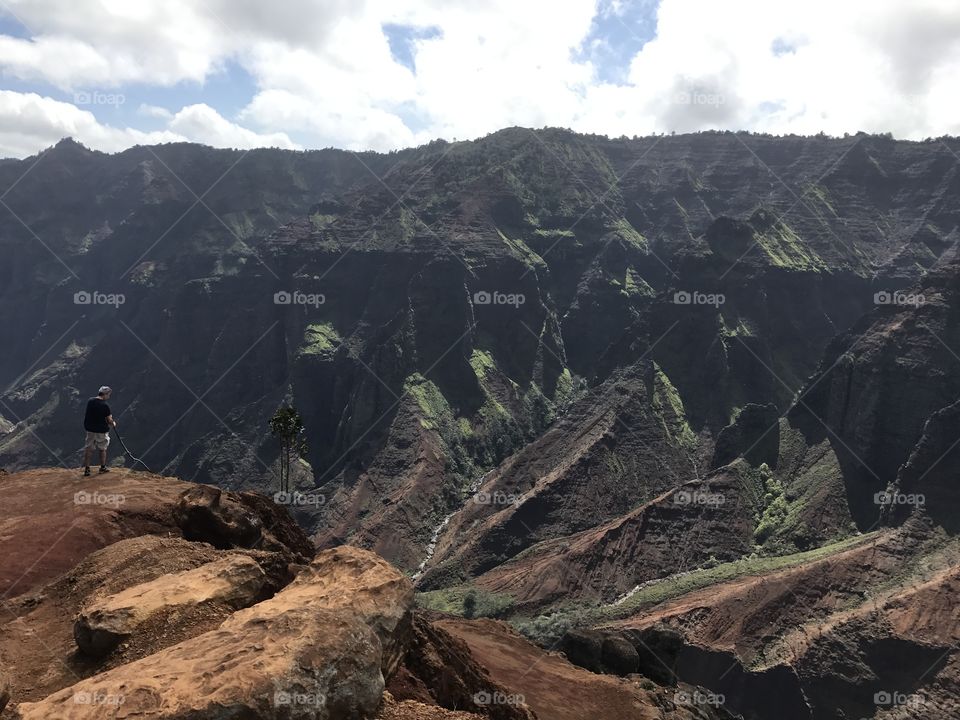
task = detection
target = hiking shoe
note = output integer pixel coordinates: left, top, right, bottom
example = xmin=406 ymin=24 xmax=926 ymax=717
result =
xmin=99 ymin=466 xmax=110 ymax=474
xmin=83 ymin=467 xmax=91 ymax=477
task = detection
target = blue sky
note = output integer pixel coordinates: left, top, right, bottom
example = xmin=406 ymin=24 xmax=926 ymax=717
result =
xmin=0 ymin=0 xmax=957 ymax=158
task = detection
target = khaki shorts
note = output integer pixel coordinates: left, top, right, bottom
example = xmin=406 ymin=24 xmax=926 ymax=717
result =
xmin=85 ymin=431 xmax=110 ymax=451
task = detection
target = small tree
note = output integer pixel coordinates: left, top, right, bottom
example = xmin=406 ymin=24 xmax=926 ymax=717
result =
xmin=270 ymin=406 xmax=307 ymax=494
xmin=463 ymin=590 xmax=478 ymax=619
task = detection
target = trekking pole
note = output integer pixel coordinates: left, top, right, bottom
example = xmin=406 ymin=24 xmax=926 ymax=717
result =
xmin=113 ymin=427 xmax=152 ymax=472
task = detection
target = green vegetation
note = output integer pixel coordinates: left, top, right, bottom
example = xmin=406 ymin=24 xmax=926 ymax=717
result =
xmin=269 ymin=406 xmax=307 ymax=494
xmin=754 ymin=464 xmax=789 ymax=544
xmin=300 ymin=322 xmax=341 ymax=358
xmin=469 ymin=349 xmax=497 ymax=378
xmin=404 ymin=374 xmax=454 ymax=431
xmin=622 ymin=266 xmax=653 ymax=298
xmin=532 ymin=228 xmax=575 ymax=239
xmin=417 ymin=585 xmax=516 ymax=619
xmin=607 ymin=533 xmax=875 ymax=617
xmin=652 ymin=366 xmax=697 ymax=449
xmin=309 ymin=212 xmax=337 ymax=230
xmin=753 ymin=221 xmax=827 ymax=271
xmin=804 ymin=183 xmax=838 ymax=217
xmin=612 ymin=218 xmax=648 ymax=251
xmin=497 ymin=228 xmax=546 ymax=268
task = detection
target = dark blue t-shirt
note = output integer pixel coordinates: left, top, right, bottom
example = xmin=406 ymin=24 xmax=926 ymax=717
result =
xmin=84 ymin=397 xmax=111 ymax=433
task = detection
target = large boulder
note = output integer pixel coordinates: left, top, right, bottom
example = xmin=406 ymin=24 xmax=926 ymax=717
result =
xmin=74 ymin=554 xmax=267 ymax=657
xmin=1 ymin=668 xmax=9 ymax=714
xmin=172 ymin=484 xmax=314 ymax=560
xmin=559 ymin=629 xmax=639 ymax=677
xmin=14 ymin=546 xmax=413 ymax=720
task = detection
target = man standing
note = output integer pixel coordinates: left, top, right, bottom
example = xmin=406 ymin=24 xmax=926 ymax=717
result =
xmin=83 ymin=386 xmax=116 ymax=477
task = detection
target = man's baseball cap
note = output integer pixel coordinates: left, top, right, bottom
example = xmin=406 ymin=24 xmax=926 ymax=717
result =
xmin=98 ymin=386 xmax=112 ymax=395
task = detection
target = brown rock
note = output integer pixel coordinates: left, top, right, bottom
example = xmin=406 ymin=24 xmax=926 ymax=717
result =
xmin=377 ymin=691 xmax=484 ymax=719
xmin=0 ymin=468 xmax=192 ymax=599
xmin=1 ymin=668 xmax=10 ymax=714
xmin=172 ymin=484 xmax=315 ymax=561
xmin=14 ymin=546 xmax=413 ymax=720
xmin=172 ymin=484 xmax=263 ymax=549
xmin=74 ymin=554 xmax=267 ymax=657
xmin=390 ymin=612 xmax=536 ymax=720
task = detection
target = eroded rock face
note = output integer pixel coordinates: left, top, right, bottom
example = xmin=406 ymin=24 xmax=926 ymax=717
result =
xmin=389 ymin=612 xmax=536 ymax=720
xmin=14 ymin=546 xmax=414 ymax=720
xmin=173 ymin=484 xmax=264 ymax=549
xmin=1 ymin=669 xmax=10 ymax=714
xmin=74 ymin=554 xmax=267 ymax=657
xmin=172 ymin=484 xmax=315 ymax=561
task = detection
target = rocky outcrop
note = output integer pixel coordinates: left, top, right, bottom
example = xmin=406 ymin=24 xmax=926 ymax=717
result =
xmin=711 ymin=402 xmax=780 ymax=469
xmin=74 ymin=554 xmax=267 ymax=657
xmin=377 ymin=691 xmax=484 ymax=720
xmin=608 ymin=518 xmax=957 ymax=720
xmin=791 ymin=259 xmax=960 ymax=528
xmin=173 ymin=484 xmax=314 ymax=560
xmin=1 ymin=668 xmax=9 ymax=715
xmin=559 ymin=629 xmax=639 ymax=676
xmin=14 ymin=546 xmax=414 ymax=720
xmin=454 ymin=465 xmax=759 ymax=609
xmin=0 ymin=468 xmax=192 ymax=599
xmin=437 ymin=617 xmax=731 ymax=720
xmin=390 ymin=612 xmax=536 ymax=720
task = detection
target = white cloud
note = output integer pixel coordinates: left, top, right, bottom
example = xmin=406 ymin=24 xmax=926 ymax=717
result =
xmin=0 ymin=92 xmax=297 ymax=157
xmin=138 ymin=103 xmax=173 ymax=120
xmin=0 ymin=0 xmax=958 ymax=158
xmin=167 ymin=103 xmax=299 ymax=149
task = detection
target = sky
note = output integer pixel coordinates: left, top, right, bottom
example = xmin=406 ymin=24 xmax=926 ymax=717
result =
xmin=0 ymin=0 xmax=958 ymax=158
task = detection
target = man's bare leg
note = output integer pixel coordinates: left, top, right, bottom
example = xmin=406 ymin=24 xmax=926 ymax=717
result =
xmin=99 ymin=448 xmax=108 ymax=472
xmin=83 ymin=447 xmax=92 ymax=469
